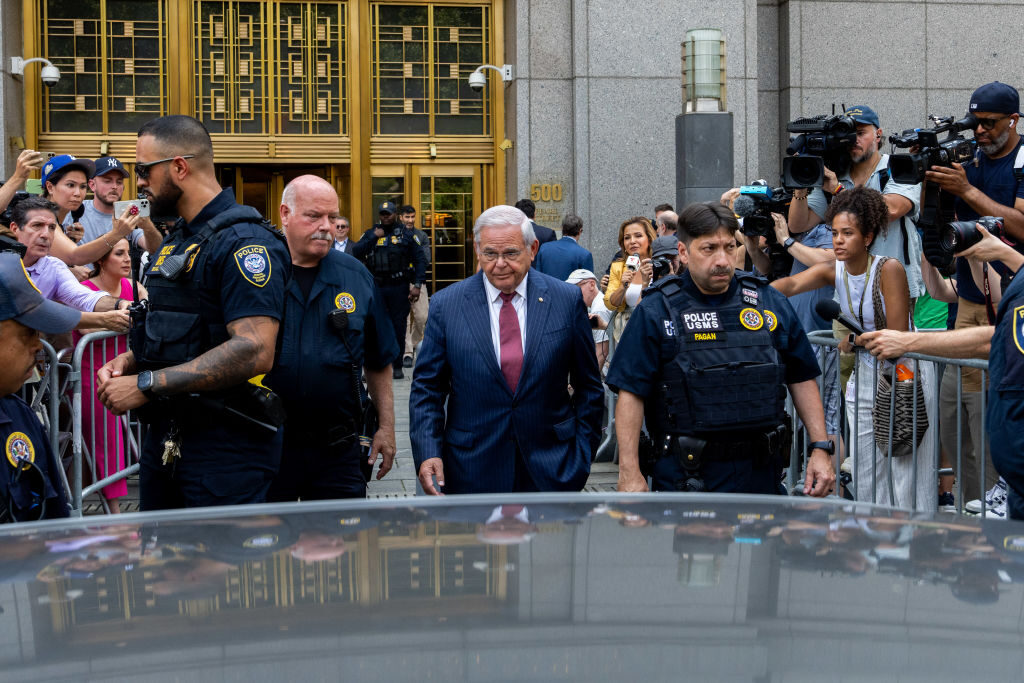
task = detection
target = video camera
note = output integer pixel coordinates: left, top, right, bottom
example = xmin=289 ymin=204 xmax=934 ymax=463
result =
xmin=888 ymin=113 xmax=978 ymax=184
xmin=889 ymin=114 xmax=980 ymax=271
xmin=782 ymin=112 xmax=858 ymax=188
xmin=733 ymin=182 xmax=794 ymax=281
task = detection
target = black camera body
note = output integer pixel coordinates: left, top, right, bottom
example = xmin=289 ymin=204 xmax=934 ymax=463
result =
xmin=734 ymin=184 xmax=794 ymax=281
xmin=0 ymin=232 xmax=27 ymax=259
xmin=782 ymin=114 xmax=858 ymax=188
xmin=940 ymin=215 xmax=1005 ymax=253
xmin=650 ymin=257 xmax=673 ymax=282
xmin=888 ymin=114 xmax=978 ymax=184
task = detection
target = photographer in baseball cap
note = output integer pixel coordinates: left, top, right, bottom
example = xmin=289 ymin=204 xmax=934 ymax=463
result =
xmin=0 ymin=252 xmax=78 ymax=521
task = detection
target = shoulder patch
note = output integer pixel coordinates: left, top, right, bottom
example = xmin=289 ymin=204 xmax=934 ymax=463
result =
xmin=764 ymin=309 xmax=778 ymax=332
xmin=335 ymin=291 xmax=357 ymax=313
xmin=740 ymin=307 xmax=764 ymax=331
xmin=6 ymin=432 xmax=35 ymax=469
xmin=233 ymin=244 xmax=272 ymax=287
xmin=1014 ymin=304 xmax=1024 ymax=356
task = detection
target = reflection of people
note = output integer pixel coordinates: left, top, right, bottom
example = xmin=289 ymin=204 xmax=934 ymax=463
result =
xmin=267 ymin=176 xmax=399 ymax=501
xmin=0 ymin=252 xmax=80 ymax=522
xmin=410 ymin=205 xmax=604 ymax=495
xmin=97 ymin=115 xmax=290 ymax=510
xmin=73 ymin=238 xmax=148 ymax=513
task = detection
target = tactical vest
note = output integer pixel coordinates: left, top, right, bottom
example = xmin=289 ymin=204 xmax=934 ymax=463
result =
xmin=368 ymin=226 xmax=408 ymax=282
xmin=650 ymin=274 xmax=787 ymax=437
xmin=130 ymin=206 xmax=282 ymax=371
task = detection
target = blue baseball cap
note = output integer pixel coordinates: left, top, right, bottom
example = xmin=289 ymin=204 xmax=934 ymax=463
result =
xmin=378 ymin=201 xmax=397 ymax=215
xmin=844 ymin=105 xmax=880 ymax=128
xmin=91 ymin=156 xmax=129 ymax=179
xmin=40 ymin=155 xmax=95 ymax=189
xmin=969 ymin=81 xmax=1021 ymax=115
xmin=0 ymin=253 xmax=81 ymax=333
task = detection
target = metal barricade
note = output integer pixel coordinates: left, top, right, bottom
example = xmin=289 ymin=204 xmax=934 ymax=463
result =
xmin=802 ymin=330 xmax=992 ymax=515
xmin=70 ymin=331 xmax=144 ymax=517
xmin=593 ymin=310 xmax=620 ymax=463
xmin=18 ymin=340 xmax=73 ymax=506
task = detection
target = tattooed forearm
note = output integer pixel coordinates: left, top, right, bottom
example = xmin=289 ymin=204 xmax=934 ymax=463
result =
xmin=153 ymin=316 xmax=279 ymax=395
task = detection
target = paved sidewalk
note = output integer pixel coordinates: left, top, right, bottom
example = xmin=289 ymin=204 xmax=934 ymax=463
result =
xmin=85 ymin=372 xmax=616 ymax=513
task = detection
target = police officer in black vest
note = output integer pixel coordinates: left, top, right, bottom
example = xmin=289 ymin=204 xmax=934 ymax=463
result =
xmin=0 ymin=252 xmax=78 ymax=522
xmin=352 ymin=201 xmax=427 ymax=379
xmin=97 ymin=115 xmax=290 ymax=511
xmin=607 ymin=202 xmax=836 ymax=496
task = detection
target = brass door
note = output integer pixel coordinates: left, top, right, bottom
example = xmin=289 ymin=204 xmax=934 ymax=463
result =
xmin=416 ymin=166 xmax=480 ymax=292
xmin=215 ymin=164 xmax=350 ymax=223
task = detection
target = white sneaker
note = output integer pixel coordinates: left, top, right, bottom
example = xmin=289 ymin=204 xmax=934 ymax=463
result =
xmin=966 ymin=478 xmax=1007 ymax=514
xmin=985 ymin=496 xmax=1009 ymax=519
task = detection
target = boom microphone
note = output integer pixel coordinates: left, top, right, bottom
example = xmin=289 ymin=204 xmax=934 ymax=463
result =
xmin=814 ymin=299 xmax=865 ymax=335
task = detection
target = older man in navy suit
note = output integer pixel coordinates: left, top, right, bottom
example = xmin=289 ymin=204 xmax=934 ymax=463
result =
xmin=535 ymin=213 xmax=594 ymax=282
xmin=410 ymin=205 xmax=604 ymax=495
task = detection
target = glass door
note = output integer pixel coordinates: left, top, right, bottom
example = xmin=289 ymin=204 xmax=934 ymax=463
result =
xmin=417 ymin=167 xmax=479 ymax=292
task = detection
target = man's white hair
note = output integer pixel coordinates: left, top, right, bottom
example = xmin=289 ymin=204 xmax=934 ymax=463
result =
xmin=472 ymin=205 xmax=536 ymax=246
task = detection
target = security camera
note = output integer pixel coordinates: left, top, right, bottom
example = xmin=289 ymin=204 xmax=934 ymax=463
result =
xmin=468 ymin=70 xmax=486 ymax=92
xmin=40 ymin=64 xmax=60 ymax=88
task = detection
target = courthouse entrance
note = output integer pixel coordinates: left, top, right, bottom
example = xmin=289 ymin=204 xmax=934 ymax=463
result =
xmin=23 ymin=0 xmax=507 ymax=291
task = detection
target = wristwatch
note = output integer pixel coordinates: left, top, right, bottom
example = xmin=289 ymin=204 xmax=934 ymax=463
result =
xmin=137 ymin=370 xmax=157 ymax=400
xmin=782 ymin=237 xmax=796 ymax=250
xmin=807 ymin=439 xmax=835 ymax=456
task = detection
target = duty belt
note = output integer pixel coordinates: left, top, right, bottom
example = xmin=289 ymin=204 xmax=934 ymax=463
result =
xmin=659 ymin=424 xmax=790 ymax=463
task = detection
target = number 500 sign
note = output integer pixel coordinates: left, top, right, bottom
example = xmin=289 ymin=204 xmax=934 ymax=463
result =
xmin=529 ymin=183 xmax=563 ymax=202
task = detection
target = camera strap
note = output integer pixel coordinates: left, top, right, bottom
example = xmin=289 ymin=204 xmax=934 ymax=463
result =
xmin=983 ymin=265 xmax=996 ymax=325
xmin=876 ymin=166 xmax=912 ymax=265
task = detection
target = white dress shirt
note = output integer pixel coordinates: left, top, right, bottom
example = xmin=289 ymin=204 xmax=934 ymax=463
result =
xmin=482 ymin=272 xmax=528 ymax=364
xmin=333 ymin=238 xmax=349 ymax=252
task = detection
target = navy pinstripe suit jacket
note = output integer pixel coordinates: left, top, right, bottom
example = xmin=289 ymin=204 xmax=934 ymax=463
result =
xmin=409 ymin=269 xmax=604 ymax=494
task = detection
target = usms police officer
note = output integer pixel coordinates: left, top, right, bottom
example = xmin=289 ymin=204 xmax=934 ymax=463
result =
xmin=267 ymin=176 xmax=400 ymax=501
xmin=0 ymin=253 xmax=78 ymax=522
xmin=353 ymin=201 xmax=427 ymax=379
xmin=607 ymin=202 xmax=836 ymax=496
xmin=97 ymin=115 xmax=290 ymax=510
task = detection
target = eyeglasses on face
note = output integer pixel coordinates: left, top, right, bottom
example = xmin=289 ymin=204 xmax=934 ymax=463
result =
xmin=975 ymin=116 xmax=1013 ymax=131
xmin=134 ymin=155 xmax=195 ymax=180
xmin=480 ymin=249 xmax=523 ymax=262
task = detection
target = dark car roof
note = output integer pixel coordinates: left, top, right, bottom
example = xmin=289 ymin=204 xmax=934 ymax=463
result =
xmin=2 ymin=493 xmax=1023 ymax=681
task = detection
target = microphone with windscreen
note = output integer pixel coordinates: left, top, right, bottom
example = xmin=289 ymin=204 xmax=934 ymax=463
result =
xmin=814 ymin=299 xmax=865 ymax=335
xmin=732 ymin=194 xmax=757 ymax=219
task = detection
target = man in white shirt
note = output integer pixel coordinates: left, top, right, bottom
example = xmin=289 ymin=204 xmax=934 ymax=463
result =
xmin=410 ymin=205 xmax=604 ymax=495
xmin=566 ymin=268 xmax=612 ymax=368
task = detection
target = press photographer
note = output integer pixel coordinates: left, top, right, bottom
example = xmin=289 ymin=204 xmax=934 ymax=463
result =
xmin=788 ymin=106 xmax=924 ymax=303
xmin=920 ymin=82 xmax=1024 ymax=508
xmin=733 ymin=182 xmax=795 ymax=281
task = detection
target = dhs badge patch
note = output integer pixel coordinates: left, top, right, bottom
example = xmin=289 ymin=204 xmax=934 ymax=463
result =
xmin=234 ymin=245 xmax=272 ymax=287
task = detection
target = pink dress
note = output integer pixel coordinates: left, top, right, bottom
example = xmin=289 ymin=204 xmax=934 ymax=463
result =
xmin=72 ymin=278 xmax=133 ymax=500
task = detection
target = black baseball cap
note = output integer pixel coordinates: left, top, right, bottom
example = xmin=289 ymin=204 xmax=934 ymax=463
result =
xmin=91 ymin=156 xmax=129 ymax=179
xmin=0 ymin=253 xmax=81 ymax=333
xmin=378 ymin=201 xmax=397 ymax=215
xmin=969 ymin=81 xmax=1021 ymax=116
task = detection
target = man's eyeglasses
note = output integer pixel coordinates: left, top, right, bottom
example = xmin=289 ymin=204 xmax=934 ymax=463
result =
xmin=975 ymin=116 xmax=1012 ymax=131
xmin=480 ymin=249 xmax=523 ymax=262
xmin=134 ymin=155 xmax=195 ymax=180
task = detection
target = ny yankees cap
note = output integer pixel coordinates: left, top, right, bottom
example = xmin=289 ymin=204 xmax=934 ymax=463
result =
xmin=91 ymin=156 xmax=129 ymax=179
xmin=969 ymin=81 xmax=1021 ymax=115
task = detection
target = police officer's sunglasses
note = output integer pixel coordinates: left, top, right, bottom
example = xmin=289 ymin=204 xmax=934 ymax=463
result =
xmin=134 ymin=155 xmax=195 ymax=180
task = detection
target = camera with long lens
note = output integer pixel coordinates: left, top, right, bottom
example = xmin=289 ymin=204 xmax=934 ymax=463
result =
xmin=888 ymin=114 xmax=978 ymax=184
xmin=733 ymin=183 xmax=794 ymax=281
xmin=940 ymin=216 xmax=1004 ymax=254
xmin=782 ymin=113 xmax=858 ymax=188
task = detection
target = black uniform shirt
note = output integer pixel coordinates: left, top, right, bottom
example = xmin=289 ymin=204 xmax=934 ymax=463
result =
xmin=0 ymin=394 xmax=69 ymax=521
xmin=606 ymin=270 xmax=820 ymax=399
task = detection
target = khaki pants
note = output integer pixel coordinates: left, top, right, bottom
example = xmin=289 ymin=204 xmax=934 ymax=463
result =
xmin=405 ymin=288 xmax=429 ymax=357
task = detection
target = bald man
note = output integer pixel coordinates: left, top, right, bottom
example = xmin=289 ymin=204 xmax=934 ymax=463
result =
xmin=266 ymin=175 xmax=400 ymax=501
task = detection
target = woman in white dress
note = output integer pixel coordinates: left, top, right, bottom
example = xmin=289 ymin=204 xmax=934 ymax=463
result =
xmin=772 ymin=187 xmax=936 ymax=511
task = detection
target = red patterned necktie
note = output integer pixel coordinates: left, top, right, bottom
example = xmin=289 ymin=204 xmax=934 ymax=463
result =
xmin=498 ymin=291 xmax=523 ymax=392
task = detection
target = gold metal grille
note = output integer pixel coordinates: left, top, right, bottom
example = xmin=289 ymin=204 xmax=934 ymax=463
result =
xmin=194 ymin=0 xmax=347 ymax=136
xmin=372 ymin=3 xmax=490 ymax=136
xmin=40 ymin=0 xmax=168 ymax=133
